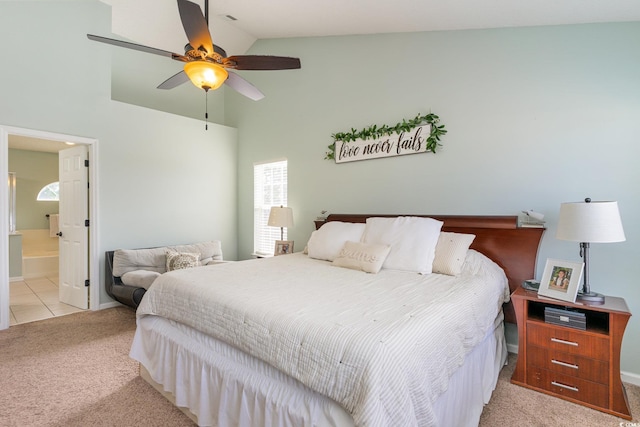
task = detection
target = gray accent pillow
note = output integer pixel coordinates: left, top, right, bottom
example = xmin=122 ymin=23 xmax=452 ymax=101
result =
xmin=165 ymin=250 xmax=200 ymax=271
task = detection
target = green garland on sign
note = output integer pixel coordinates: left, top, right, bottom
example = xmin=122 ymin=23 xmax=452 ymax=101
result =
xmin=325 ymin=113 xmax=447 ymax=160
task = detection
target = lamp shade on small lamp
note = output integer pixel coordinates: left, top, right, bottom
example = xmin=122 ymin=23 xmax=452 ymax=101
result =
xmin=557 ymin=200 xmax=625 ymax=243
xmin=268 ymin=206 xmax=294 ymax=241
xmin=556 ymin=198 xmax=625 ymax=303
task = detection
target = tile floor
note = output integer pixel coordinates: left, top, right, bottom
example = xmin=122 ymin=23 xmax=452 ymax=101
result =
xmin=9 ymin=276 xmax=85 ymax=326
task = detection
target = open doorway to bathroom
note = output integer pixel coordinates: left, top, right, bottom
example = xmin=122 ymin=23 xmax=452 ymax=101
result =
xmin=9 ymin=137 xmax=80 ymax=324
xmin=1 ymin=126 xmax=99 ymax=329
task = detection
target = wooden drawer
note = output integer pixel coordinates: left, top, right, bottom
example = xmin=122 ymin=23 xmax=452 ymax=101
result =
xmin=528 ymin=345 xmax=609 ymax=384
xmin=527 ymin=367 xmax=609 ymax=408
xmin=527 ymin=322 xmax=609 ymax=360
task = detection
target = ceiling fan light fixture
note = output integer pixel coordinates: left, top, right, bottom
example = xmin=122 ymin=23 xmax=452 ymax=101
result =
xmin=184 ymin=61 xmax=228 ymax=91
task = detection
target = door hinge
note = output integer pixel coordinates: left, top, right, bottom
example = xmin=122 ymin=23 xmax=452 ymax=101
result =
xmin=85 ymin=279 xmax=90 ymax=287
xmin=85 ymin=219 xmax=90 ymax=227
xmin=84 ymin=159 xmax=89 ymax=167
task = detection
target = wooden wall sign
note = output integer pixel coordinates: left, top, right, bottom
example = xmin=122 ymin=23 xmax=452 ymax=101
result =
xmin=325 ymin=113 xmax=446 ymax=163
xmin=334 ymin=124 xmax=429 ymax=163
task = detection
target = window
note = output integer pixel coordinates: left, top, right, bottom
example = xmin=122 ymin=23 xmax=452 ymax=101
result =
xmin=254 ymin=160 xmax=288 ymax=256
xmin=37 ymin=182 xmax=60 ymax=201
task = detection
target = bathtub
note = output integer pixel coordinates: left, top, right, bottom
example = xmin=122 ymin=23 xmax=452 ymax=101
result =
xmin=19 ymin=229 xmax=59 ymax=279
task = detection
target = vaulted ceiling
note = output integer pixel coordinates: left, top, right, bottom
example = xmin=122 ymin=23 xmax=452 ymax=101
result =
xmin=102 ymin=0 xmax=640 ymax=56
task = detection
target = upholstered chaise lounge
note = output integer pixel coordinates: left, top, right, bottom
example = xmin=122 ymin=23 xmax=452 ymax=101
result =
xmin=105 ymin=241 xmax=224 ymax=308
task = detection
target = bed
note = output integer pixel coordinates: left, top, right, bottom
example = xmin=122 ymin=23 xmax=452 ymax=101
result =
xmin=130 ymin=214 xmax=544 ymax=427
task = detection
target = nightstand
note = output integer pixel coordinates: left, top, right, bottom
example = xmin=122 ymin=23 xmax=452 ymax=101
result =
xmin=510 ymin=287 xmax=632 ymax=420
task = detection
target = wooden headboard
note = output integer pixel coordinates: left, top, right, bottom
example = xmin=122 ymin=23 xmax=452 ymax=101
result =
xmin=316 ymin=214 xmax=545 ymax=324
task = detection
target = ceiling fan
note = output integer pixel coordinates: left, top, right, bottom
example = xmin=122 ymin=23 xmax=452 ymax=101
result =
xmin=87 ymin=0 xmax=301 ymax=101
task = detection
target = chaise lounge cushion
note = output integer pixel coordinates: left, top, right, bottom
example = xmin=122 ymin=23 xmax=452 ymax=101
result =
xmin=112 ymin=241 xmax=223 ymax=277
xmin=121 ymin=270 xmax=162 ymax=290
xmin=106 ymin=240 xmax=223 ymax=308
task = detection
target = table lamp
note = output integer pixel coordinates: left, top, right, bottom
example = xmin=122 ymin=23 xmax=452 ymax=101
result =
xmin=556 ymin=198 xmax=625 ymax=304
xmin=268 ymin=206 xmax=294 ymax=241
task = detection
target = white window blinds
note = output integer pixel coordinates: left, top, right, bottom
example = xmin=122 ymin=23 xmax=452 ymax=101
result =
xmin=254 ymin=160 xmax=288 ymax=256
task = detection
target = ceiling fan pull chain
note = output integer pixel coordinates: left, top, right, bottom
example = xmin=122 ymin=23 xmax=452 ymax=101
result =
xmin=205 ymin=89 xmax=209 ymax=130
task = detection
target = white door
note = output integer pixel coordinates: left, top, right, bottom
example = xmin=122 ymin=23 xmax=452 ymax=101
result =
xmin=58 ymin=145 xmax=89 ymax=309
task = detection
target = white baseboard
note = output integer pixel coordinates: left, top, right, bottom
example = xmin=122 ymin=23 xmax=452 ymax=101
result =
xmin=506 ymin=342 xmax=519 ymax=354
xmin=9 ymin=276 xmax=24 ymax=282
xmin=99 ymin=301 xmax=123 ymax=310
xmin=622 ymin=371 xmax=640 ymax=387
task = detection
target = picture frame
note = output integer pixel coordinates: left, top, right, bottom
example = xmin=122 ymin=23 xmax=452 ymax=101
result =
xmin=274 ymin=240 xmax=294 ymax=256
xmin=538 ymin=258 xmax=584 ymax=303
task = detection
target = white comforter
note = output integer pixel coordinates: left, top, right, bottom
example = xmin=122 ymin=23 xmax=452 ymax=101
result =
xmin=136 ymin=250 xmax=509 ymax=427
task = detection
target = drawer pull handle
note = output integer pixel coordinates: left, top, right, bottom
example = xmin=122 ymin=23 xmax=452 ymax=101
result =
xmin=551 ymin=337 xmax=578 ymax=347
xmin=551 ymin=381 xmax=579 ymax=392
xmin=551 ymin=359 xmax=579 ymax=369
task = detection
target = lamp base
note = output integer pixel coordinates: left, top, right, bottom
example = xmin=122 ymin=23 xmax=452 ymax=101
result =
xmin=576 ymin=291 xmax=605 ymax=304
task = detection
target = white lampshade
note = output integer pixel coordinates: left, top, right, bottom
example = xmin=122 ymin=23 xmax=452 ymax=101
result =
xmin=268 ymin=206 xmax=294 ymax=228
xmin=556 ymin=200 xmax=625 ymax=243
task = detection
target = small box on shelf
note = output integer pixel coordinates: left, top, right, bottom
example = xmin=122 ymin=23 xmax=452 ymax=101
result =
xmin=544 ymin=306 xmax=586 ymax=330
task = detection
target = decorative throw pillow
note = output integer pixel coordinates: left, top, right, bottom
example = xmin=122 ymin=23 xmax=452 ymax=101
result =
xmin=121 ymin=270 xmax=161 ymax=290
xmin=361 ymin=216 xmax=443 ymax=274
xmin=432 ymin=232 xmax=476 ymax=276
xmin=333 ymin=241 xmax=391 ymax=274
xmin=165 ymin=250 xmax=200 ymax=271
xmin=307 ymin=221 xmax=366 ymax=261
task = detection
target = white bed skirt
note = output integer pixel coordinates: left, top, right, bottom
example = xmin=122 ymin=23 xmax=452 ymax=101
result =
xmin=130 ymin=314 xmax=507 ymax=427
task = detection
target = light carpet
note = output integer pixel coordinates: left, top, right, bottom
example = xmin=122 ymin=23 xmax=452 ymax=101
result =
xmin=1 ymin=307 xmax=638 ymax=426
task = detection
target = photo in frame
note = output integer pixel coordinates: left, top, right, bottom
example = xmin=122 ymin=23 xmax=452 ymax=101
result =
xmin=274 ymin=240 xmax=294 ymax=256
xmin=538 ymin=258 xmax=584 ymax=303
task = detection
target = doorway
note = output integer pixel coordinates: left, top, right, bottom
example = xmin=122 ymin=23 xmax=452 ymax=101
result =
xmin=0 ymin=126 xmax=99 ymax=330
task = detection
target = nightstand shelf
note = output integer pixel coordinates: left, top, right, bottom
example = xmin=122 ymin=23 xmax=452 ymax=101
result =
xmin=526 ymin=300 xmax=610 ymax=335
xmin=510 ymin=287 xmax=632 ymax=420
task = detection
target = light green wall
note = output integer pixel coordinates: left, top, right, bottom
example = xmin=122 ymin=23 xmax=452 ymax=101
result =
xmin=8 ymin=149 xmax=59 ymax=230
xmin=98 ymin=100 xmax=238 ymax=257
xmin=0 ymin=2 xmax=109 ymax=137
xmin=226 ymin=24 xmax=640 ymax=375
xmin=0 ymin=1 xmax=238 ymax=306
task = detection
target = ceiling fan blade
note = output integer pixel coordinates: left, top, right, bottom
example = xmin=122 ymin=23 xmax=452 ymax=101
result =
xmin=157 ymin=70 xmax=190 ymax=90
xmin=225 ymin=72 xmax=265 ymax=101
xmin=87 ymin=34 xmax=189 ymax=62
xmin=177 ymin=0 xmax=215 ymax=57
xmin=223 ymin=55 xmax=301 ymax=70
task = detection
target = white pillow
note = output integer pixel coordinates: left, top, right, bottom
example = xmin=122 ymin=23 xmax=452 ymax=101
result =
xmin=332 ymin=241 xmax=391 ymax=274
xmin=121 ymin=270 xmax=161 ymax=290
xmin=361 ymin=216 xmax=443 ymax=274
xmin=432 ymin=232 xmax=476 ymax=276
xmin=307 ymin=222 xmax=366 ymax=261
